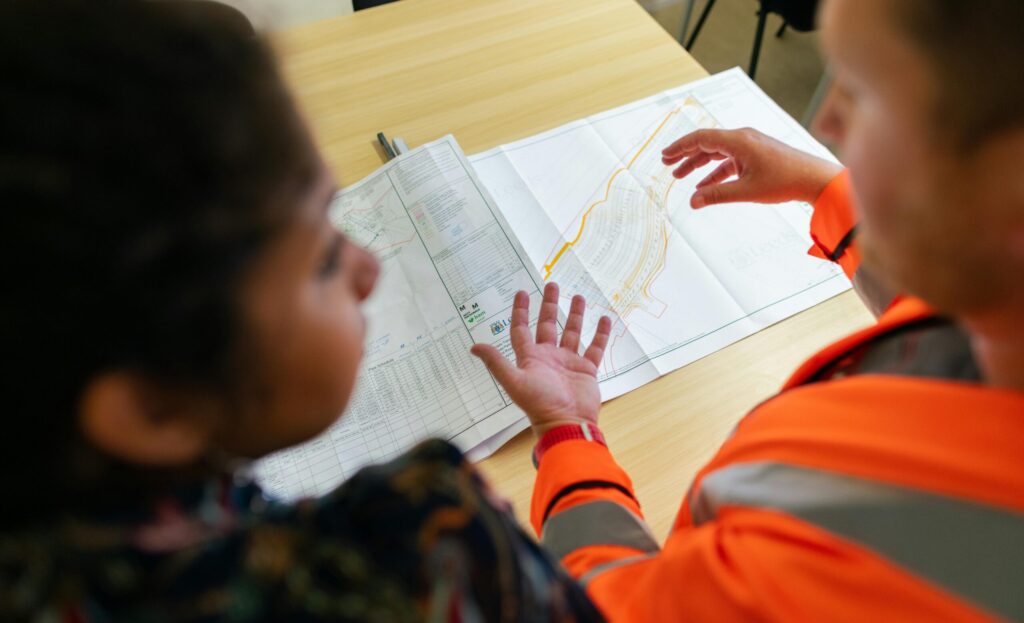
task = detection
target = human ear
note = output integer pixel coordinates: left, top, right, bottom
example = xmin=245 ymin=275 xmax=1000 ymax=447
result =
xmin=77 ymin=372 xmax=217 ymax=466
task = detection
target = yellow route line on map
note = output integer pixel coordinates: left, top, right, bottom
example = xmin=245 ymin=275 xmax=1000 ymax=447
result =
xmin=621 ymin=186 xmax=661 ymax=292
xmin=542 ymin=107 xmax=681 ymax=280
xmin=642 ymin=227 xmax=670 ymax=299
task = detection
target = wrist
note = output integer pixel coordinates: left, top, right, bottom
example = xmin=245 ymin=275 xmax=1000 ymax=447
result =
xmin=532 ymin=421 xmax=606 ymax=467
xmin=801 ymin=160 xmax=844 ymax=204
xmin=530 ymin=419 xmax=592 ymax=438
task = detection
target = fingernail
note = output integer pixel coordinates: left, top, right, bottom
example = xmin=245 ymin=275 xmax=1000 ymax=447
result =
xmin=691 ymin=193 xmax=705 ymax=209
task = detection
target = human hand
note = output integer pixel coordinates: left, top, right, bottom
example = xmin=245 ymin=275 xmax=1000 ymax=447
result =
xmin=470 ymin=282 xmax=612 ymax=438
xmin=661 ymin=128 xmax=843 ymax=208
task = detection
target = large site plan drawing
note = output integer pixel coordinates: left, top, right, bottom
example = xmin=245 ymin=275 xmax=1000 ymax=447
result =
xmin=471 ymin=68 xmax=850 ymax=398
xmin=256 ymin=69 xmax=851 ymax=500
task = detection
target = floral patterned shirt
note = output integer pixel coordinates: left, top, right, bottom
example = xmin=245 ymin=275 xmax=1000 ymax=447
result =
xmin=0 ymin=440 xmax=603 ymax=622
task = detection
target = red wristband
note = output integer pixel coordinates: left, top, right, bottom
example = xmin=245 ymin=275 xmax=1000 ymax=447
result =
xmin=532 ymin=422 xmax=605 ymax=467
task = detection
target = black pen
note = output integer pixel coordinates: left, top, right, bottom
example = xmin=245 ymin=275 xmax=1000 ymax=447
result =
xmin=377 ymin=131 xmax=397 ymax=160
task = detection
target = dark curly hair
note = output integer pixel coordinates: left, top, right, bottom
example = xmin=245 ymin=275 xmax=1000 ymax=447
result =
xmin=0 ymin=0 xmax=317 ymax=525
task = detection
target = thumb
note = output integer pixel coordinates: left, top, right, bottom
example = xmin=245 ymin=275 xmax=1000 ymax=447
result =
xmin=691 ymin=179 xmax=752 ymax=208
xmin=470 ymin=343 xmax=521 ymax=388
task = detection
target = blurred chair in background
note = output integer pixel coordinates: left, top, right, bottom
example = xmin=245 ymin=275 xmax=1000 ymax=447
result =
xmin=684 ymin=0 xmax=819 ymax=79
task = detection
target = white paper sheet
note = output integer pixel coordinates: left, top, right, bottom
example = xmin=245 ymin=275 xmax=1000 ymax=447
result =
xmin=256 ymin=69 xmax=850 ymax=500
xmin=255 ymin=137 xmax=542 ymax=499
xmin=470 ymin=67 xmax=850 ymax=400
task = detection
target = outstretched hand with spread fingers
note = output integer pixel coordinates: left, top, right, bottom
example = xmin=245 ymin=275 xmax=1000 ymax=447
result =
xmin=661 ymin=127 xmax=842 ymax=209
xmin=470 ymin=282 xmax=612 ymax=437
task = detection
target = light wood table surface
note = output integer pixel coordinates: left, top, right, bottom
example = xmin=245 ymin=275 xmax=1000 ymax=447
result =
xmin=274 ymin=0 xmax=874 ymax=541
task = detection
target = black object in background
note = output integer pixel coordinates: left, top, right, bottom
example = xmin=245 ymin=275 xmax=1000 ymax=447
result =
xmin=685 ymin=0 xmax=820 ymax=80
xmin=353 ymin=0 xmax=400 ymax=10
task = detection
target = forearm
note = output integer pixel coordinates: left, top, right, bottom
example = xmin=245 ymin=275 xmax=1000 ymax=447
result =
xmin=531 ymin=436 xmax=660 ymax=579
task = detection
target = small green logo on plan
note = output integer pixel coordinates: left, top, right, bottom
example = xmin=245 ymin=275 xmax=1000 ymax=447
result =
xmin=459 ymin=302 xmax=485 ymax=326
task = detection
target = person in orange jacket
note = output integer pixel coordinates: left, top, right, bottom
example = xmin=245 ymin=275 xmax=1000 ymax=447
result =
xmin=470 ymin=0 xmax=1024 ymax=620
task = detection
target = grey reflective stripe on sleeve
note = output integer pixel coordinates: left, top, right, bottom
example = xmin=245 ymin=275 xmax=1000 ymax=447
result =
xmin=692 ymin=461 xmax=1024 ymax=621
xmin=579 ymin=552 xmax=658 ymax=587
xmin=540 ymin=500 xmax=660 ymax=561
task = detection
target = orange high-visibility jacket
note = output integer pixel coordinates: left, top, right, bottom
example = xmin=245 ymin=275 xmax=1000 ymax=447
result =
xmin=531 ymin=171 xmax=1024 ymax=622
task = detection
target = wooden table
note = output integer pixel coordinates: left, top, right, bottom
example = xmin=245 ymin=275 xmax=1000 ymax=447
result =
xmin=274 ymin=0 xmax=873 ymax=541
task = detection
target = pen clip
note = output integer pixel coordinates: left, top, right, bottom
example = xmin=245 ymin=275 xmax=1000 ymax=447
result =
xmin=376 ymin=131 xmax=397 ymax=160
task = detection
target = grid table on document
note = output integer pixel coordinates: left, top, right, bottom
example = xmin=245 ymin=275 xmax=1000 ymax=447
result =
xmin=256 ymin=324 xmax=509 ymax=498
